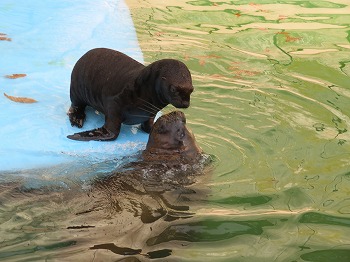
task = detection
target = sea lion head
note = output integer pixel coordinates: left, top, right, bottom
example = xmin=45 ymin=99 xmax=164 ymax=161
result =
xmin=142 ymin=111 xmax=202 ymax=162
xmin=154 ymin=60 xmax=194 ymax=108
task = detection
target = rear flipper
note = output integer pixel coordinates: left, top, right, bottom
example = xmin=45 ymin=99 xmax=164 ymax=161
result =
xmin=67 ymin=127 xmax=118 ymax=141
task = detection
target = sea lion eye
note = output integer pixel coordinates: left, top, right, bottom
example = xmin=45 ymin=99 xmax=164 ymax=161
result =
xmin=170 ymin=86 xmax=176 ymax=93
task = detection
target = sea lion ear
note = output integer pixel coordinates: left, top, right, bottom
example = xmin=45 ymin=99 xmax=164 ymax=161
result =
xmin=135 ymin=66 xmax=150 ymax=96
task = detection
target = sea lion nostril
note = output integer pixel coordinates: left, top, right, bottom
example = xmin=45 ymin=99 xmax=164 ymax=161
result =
xmin=180 ymin=131 xmax=185 ymax=139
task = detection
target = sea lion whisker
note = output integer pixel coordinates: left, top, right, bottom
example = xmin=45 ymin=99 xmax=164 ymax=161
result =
xmin=138 ymin=106 xmax=158 ymax=115
xmin=138 ymin=104 xmax=158 ymax=114
xmin=138 ymin=98 xmax=161 ymax=111
xmin=127 ymin=113 xmax=154 ymax=119
xmin=138 ymin=104 xmax=160 ymax=115
xmin=138 ymin=99 xmax=159 ymax=110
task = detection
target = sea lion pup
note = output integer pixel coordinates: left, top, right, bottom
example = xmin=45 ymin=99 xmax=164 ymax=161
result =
xmin=142 ymin=111 xmax=202 ymax=163
xmin=67 ymin=48 xmax=194 ymax=141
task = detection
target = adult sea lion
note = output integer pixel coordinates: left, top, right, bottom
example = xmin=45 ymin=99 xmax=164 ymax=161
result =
xmin=90 ymin=110 xmax=208 ymax=224
xmin=67 ymin=48 xmax=194 ymax=141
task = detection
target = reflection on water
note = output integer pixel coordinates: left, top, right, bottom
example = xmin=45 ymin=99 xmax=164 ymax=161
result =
xmin=1 ymin=0 xmax=350 ymax=261
xmin=125 ymin=0 xmax=350 ymax=261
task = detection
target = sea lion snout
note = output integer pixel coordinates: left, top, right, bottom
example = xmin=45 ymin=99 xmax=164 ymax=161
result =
xmin=178 ymin=100 xmax=190 ymax=108
xmin=168 ymin=87 xmax=192 ymax=108
xmin=174 ymin=127 xmax=186 ymax=144
xmin=170 ymin=97 xmax=190 ymax=108
xmin=143 ymin=111 xmax=202 ymax=162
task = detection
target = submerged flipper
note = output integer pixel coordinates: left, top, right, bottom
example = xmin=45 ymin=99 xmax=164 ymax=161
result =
xmin=67 ymin=127 xmax=117 ymax=141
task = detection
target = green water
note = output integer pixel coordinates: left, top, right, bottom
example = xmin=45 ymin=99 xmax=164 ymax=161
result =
xmin=1 ymin=0 xmax=350 ymax=261
xmin=126 ymin=0 xmax=350 ymax=261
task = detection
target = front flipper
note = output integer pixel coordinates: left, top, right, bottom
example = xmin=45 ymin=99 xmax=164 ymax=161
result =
xmin=68 ymin=105 xmax=86 ymax=128
xmin=67 ymin=127 xmax=118 ymax=141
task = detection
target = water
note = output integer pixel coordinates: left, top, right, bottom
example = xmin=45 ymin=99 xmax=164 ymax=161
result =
xmin=126 ymin=0 xmax=350 ymax=261
xmin=1 ymin=0 xmax=350 ymax=261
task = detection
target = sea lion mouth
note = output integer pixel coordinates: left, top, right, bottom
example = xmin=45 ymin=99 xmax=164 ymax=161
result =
xmin=172 ymin=100 xmax=189 ymax=108
xmin=169 ymin=86 xmax=192 ymax=109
